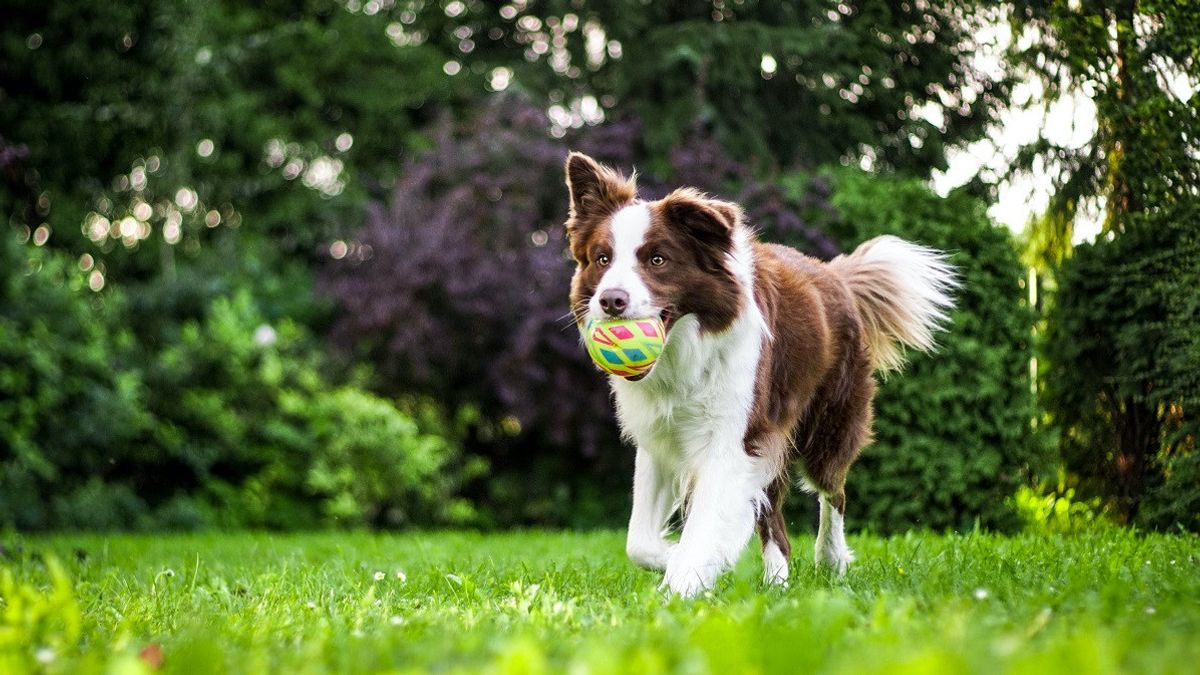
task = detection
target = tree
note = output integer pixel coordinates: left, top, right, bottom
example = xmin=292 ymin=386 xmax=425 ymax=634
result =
xmin=1009 ymin=0 xmax=1199 ymax=252
xmin=1009 ymin=1 xmax=1200 ymax=526
xmin=1043 ymin=204 xmax=1199 ymax=526
xmin=408 ymin=0 xmax=1012 ymax=175
xmin=1 ymin=0 xmax=472 ymax=285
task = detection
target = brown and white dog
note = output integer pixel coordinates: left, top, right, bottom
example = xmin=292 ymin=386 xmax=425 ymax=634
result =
xmin=564 ymin=152 xmax=958 ymax=597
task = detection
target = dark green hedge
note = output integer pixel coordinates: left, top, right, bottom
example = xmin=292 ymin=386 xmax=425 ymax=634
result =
xmin=1044 ymin=201 xmax=1200 ymax=531
xmin=814 ymin=170 xmax=1045 ymax=532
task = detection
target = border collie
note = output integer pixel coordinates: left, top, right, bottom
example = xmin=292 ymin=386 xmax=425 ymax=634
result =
xmin=564 ymin=152 xmax=957 ymax=597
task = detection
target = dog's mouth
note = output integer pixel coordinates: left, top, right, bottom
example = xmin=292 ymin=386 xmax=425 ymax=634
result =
xmin=660 ymin=308 xmax=675 ymax=332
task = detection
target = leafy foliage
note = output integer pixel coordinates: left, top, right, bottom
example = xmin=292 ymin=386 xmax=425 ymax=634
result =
xmin=3 ymin=0 xmax=1175 ymax=536
xmin=1009 ymin=1 xmax=1200 ymax=532
xmin=819 ymin=169 xmax=1043 ymax=532
xmin=1009 ymin=0 xmax=1200 ymax=253
xmin=0 ymin=0 xmax=470 ymax=284
xmin=1043 ymin=200 xmax=1200 ymax=529
xmin=321 ymin=95 xmax=838 ymax=527
xmin=402 ymin=0 xmax=1011 ymax=174
xmin=0 ymin=235 xmax=148 ymax=529
xmin=0 ymin=235 xmax=471 ymax=530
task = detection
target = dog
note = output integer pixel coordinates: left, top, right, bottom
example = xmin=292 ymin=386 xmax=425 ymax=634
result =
xmin=564 ymin=152 xmax=957 ymax=597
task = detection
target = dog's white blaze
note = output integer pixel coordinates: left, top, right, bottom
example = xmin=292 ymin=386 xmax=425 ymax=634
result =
xmin=815 ymin=494 xmax=854 ymax=576
xmin=589 ymin=203 xmax=655 ymax=321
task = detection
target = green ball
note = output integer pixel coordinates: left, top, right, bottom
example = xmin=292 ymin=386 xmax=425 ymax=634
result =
xmin=583 ymin=317 xmax=666 ymax=379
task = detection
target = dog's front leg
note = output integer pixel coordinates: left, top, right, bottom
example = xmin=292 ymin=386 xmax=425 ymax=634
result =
xmin=626 ymin=447 xmax=676 ymax=571
xmin=662 ymin=453 xmax=764 ymax=597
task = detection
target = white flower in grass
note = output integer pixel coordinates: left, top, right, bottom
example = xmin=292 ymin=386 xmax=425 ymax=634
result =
xmin=395 ymin=570 xmax=407 ymax=582
xmin=973 ymin=587 xmax=989 ymax=600
xmin=306 ymin=601 xmax=317 ymax=609
xmin=35 ymin=648 xmax=55 ymax=664
xmin=389 ymin=615 xmax=404 ymax=626
xmin=254 ymin=324 xmax=277 ymax=347
xmin=373 ymin=571 xmax=386 ymax=582
xmin=1146 ymin=606 xmax=1157 ymax=615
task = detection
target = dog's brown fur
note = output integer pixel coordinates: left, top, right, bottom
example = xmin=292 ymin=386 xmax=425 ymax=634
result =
xmin=746 ymin=243 xmax=876 ymax=559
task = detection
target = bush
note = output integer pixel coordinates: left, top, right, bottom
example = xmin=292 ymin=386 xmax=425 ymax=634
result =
xmin=815 ymin=169 xmax=1045 ymax=532
xmin=0 ymin=234 xmax=150 ymax=529
xmin=0 ymin=233 xmax=471 ymax=530
xmin=1009 ymin=472 xmax=1109 ymax=534
xmin=1044 ymin=201 xmax=1200 ymax=530
xmin=135 ymin=289 xmax=476 ymax=530
xmin=299 ymin=388 xmax=480 ymax=527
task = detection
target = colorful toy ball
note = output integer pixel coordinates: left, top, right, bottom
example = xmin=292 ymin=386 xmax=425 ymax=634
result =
xmin=583 ymin=317 xmax=666 ymax=379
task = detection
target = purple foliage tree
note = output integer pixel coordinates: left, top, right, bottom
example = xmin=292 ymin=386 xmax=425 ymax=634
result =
xmin=320 ymin=95 xmax=837 ymax=524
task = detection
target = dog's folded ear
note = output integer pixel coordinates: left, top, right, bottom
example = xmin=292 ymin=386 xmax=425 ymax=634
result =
xmin=565 ymin=152 xmax=637 ymax=220
xmin=659 ymin=188 xmax=742 ymax=253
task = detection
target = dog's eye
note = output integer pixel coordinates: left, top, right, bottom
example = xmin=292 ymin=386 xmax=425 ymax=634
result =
xmin=596 ymin=254 xmax=610 ymax=267
xmin=650 ymin=254 xmax=666 ymax=267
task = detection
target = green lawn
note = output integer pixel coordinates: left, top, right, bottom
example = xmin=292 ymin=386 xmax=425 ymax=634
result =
xmin=1 ymin=530 xmax=1197 ymax=674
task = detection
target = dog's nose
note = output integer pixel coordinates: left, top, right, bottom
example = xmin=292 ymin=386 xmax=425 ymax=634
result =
xmin=598 ymin=289 xmax=629 ymax=317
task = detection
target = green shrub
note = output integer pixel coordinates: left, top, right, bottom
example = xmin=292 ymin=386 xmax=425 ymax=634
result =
xmin=299 ymin=389 xmax=479 ymax=527
xmin=0 ymin=235 xmax=151 ymax=529
xmin=1008 ymin=472 xmax=1110 ymax=534
xmin=1044 ymin=201 xmax=1200 ymax=530
xmin=811 ymin=169 xmax=1045 ymax=532
xmin=0 ymin=234 xmax=473 ymax=530
xmin=136 ymin=290 xmax=477 ymax=530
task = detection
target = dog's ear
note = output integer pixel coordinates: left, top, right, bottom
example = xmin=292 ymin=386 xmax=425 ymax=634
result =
xmin=565 ymin=152 xmax=636 ymax=221
xmin=659 ymin=188 xmax=741 ymax=253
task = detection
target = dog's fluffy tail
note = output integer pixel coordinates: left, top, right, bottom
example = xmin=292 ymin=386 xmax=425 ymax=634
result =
xmin=828 ymin=235 xmax=958 ymax=372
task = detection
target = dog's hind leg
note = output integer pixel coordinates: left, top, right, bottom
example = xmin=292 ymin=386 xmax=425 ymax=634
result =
xmin=815 ymin=490 xmax=854 ymax=576
xmin=757 ymin=478 xmax=791 ymax=585
xmin=800 ymin=360 xmax=872 ymax=577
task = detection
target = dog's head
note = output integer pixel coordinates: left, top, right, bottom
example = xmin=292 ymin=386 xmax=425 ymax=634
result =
xmin=564 ymin=152 xmax=745 ymax=338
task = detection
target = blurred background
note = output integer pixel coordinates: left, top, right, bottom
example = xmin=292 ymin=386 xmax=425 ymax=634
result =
xmin=1 ymin=1 xmax=1196 ymax=534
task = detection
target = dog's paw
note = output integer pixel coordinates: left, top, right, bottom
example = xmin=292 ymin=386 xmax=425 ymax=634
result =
xmin=661 ymin=550 xmax=717 ymax=598
xmin=762 ymin=542 xmax=789 ymax=586
xmin=626 ymin=540 xmax=675 ymax=572
xmin=815 ymin=544 xmax=854 ymax=577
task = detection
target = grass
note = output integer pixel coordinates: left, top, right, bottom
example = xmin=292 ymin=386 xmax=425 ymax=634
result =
xmin=1 ymin=529 xmax=1197 ymax=674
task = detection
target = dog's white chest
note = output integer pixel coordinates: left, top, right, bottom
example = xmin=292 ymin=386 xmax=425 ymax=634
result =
xmin=610 ymin=314 xmax=763 ymax=465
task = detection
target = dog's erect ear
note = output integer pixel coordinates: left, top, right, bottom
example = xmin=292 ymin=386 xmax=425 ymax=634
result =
xmin=565 ymin=152 xmax=637 ymax=220
xmin=659 ymin=188 xmax=742 ymax=253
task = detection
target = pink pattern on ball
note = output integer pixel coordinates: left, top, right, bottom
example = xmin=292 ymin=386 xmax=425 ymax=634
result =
xmin=610 ymin=325 xmax=634 ymax=340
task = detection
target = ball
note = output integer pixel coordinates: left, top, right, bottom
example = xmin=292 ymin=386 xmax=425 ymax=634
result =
xmin=583 ymin=316 xmax=666 ymax=379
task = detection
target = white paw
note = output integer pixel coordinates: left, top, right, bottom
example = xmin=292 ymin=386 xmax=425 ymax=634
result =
xmin=627 ymin=541 xmax=676 ymax=572
xmin=661 ymin=549 xmax=718 ymax=598
xmin=762 ymin=542 xmax=789 ymax=586
xmin=815 ymin=543 xmax=854 ymax=576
